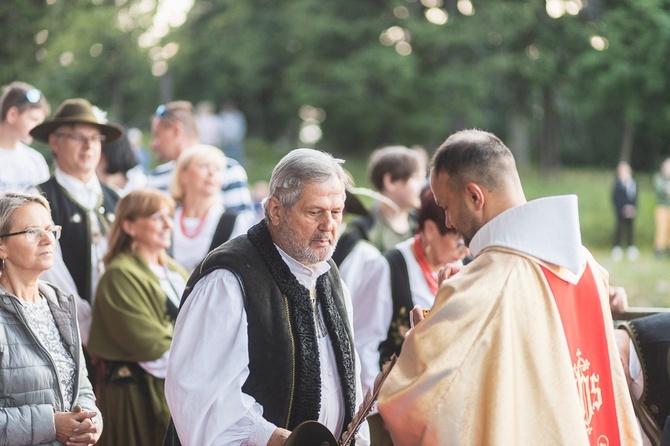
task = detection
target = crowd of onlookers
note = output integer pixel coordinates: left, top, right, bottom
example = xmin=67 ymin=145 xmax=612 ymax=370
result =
xmin=0 ymin=81 xmax=270 ymax=445
xmin=0 ymin=80 xmax=465 ymax=445
xmin=2 ymin=79 xmax=669 ymax=446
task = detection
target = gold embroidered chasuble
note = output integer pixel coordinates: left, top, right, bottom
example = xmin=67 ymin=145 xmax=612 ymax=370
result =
xmin=377 ymin=247 xmax=641 ymax=446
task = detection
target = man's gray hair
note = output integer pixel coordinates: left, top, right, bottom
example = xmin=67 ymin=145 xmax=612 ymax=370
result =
xmin=263 ymin=148 xmax=352 ymax=217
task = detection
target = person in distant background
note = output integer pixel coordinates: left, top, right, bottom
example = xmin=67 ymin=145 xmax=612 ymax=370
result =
xmin=653 ymin=157 xmax=670 ymax=258
xmin=194 ymin=100 xmax=221 ymax=147
xmin=127 ymin=127 xmax=152 ymax=173
xmin=218 ymin=101 xmax=247 ymax=167
xmin=97 ymin=126 xmax=147 ymax=197
xmin=148 ymin=100 xmax=254 ymax=214
xmin=250 ymin=180 xmax=269 ymax=223
xmin=611 ymin=161 xmax=638 ymax=261
xmin=0 ymin=81 xmax=51 ymax=193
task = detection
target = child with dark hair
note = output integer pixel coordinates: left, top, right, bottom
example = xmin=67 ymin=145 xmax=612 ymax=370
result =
xmin=0 ymin=81 xmax=51 ymax=192
xmin=333 ymin=145 xmax=426 ymax=269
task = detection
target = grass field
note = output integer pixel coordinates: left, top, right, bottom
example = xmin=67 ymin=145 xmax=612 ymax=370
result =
xmin=244 ymin=140 xmax=669 ymax=308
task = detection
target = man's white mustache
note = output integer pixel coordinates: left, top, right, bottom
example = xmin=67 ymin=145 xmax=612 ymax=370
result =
xmin=311 ymin=233 xmax=334 ymax=244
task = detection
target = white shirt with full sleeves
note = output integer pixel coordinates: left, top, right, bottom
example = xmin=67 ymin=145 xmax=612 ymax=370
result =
xmin=172 ymin=203 xmax=256 ymax=273
xmin=348 ymin=237 xmax=435 ymax=399
xmin=165 ymin=244 xmax=370 ymax=446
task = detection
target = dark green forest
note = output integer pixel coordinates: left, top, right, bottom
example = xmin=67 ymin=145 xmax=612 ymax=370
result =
xmin=3 ymin=0 xmax=670 ymax=170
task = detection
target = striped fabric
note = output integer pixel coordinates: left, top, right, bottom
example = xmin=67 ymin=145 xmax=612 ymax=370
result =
xmin=147 ymin=157 xmax=254 ymax=213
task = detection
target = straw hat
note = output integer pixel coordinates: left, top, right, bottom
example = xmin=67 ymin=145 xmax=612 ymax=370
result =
xmin=30 ymin=98 xmax=123 ymax=143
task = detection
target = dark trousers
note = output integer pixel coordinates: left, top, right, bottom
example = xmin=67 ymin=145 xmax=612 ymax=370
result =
xmin=614 ymin=216 xmax=634 ymax=247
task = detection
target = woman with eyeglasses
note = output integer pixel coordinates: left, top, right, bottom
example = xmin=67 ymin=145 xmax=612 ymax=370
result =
xmin=87 ymin=189 xmax=188 ymax=446
xmin=169 ymin=144 xmax=255 ymax=272
xmin=0 ymin=81 xmax=51 ymax=193
xmin=0 ymin=192 xmax=101 ymax=445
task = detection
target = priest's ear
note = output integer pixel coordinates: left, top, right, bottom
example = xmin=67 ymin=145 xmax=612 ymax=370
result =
xmin=464 ymin=182 xmax=485 ymax=211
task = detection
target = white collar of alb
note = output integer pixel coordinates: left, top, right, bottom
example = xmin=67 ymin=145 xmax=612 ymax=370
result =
xmin=469 ymin=195 xmax=584 ymax=274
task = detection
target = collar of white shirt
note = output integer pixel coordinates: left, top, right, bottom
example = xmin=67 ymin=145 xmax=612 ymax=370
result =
xmin=469 ymin=195 xmax=584 ymax=275
xmin=54 ymin=167 xmax=103 ymax=211
xmin=274 ymin=243 xmax=331 ymax=290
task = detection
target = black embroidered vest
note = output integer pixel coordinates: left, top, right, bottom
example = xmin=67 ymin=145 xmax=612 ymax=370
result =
xmin=38 ymin=177 xmax=118 ymax=302
xmin=378 ymin=248 xmax=414 ymax=368
xmin=619 ymin=313 xmax=670 ymax=440
xmin=182 ymin=220 xmax=357 ymax=432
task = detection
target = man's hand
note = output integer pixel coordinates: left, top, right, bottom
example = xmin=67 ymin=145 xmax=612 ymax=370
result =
xmin=405 ymin=305 xmax=430 ymax=339
xmin=55 ymin=408 xmax=100 ymax=446
xmin=267 ymin=427 xmax=291 ymax=446
xmin=437 ymin=262 xmax=462 ymax=286
xmin=609 ymin=286 xmax=629 ymax=314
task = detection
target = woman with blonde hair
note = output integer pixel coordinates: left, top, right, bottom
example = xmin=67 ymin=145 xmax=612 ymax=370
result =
xmin=0 ymin=192 xmax=101 ymax=445
xmin=170 ymin=144 xmax=255 ymax=272
xmin=88 ymin=189 xmax=188 ymax=446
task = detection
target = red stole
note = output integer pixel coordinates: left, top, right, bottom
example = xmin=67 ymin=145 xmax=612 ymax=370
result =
xmin=541 ymin=264 xmax=621 ymax=446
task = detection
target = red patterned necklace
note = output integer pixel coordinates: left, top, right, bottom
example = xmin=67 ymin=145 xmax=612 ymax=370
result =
xmin=413 ymin=234 xmax=439 ymax=295
xmin=180 ymin=207 xmax=210 ymax=239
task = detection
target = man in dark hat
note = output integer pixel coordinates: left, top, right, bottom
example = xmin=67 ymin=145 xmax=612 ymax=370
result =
xmin=31 ymin=98 xmax=123 ymax=333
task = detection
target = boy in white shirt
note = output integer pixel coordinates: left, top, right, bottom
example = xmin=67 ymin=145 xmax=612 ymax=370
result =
xmin=0 ymin=81 xmax=51 ymax=193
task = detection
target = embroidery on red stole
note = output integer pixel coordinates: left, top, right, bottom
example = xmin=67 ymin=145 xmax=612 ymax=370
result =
xmin=541 ymin=264 xmax=621 ymax=446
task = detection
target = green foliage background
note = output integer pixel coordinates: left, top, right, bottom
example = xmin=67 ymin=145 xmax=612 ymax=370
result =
xmin=5 ymin=0 xmax=670 ymax=169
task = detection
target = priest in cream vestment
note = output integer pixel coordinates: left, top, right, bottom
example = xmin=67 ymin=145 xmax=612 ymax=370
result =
xmin=377 ymin=129 xmax=641 ymax=446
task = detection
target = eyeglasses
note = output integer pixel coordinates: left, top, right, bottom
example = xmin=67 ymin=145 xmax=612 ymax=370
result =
xmin=146 ymin=211 xmax=173 ymax=224
xmin=55 ymin=133 xmax=106 ymax=145
xmin=0 ymin=225 xmax=62 ymax=243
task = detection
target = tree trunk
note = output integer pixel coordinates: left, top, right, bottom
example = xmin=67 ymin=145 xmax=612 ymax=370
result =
xmin=540 ymin=85 xmax=560 ymax=173
xmin=619 ymin=118 xmax=635 ymax=163
xmin=159 ymin=71 xmax=174 ymax=105
xmin=508 ymin=112 xmax=530 ymax=167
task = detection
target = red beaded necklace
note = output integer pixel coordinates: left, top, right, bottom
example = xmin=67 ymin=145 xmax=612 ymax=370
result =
xmin=413 ymin=234 xmax=439 ymax=295
xmin=179 ymin=207 xmax=210 ymax=239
